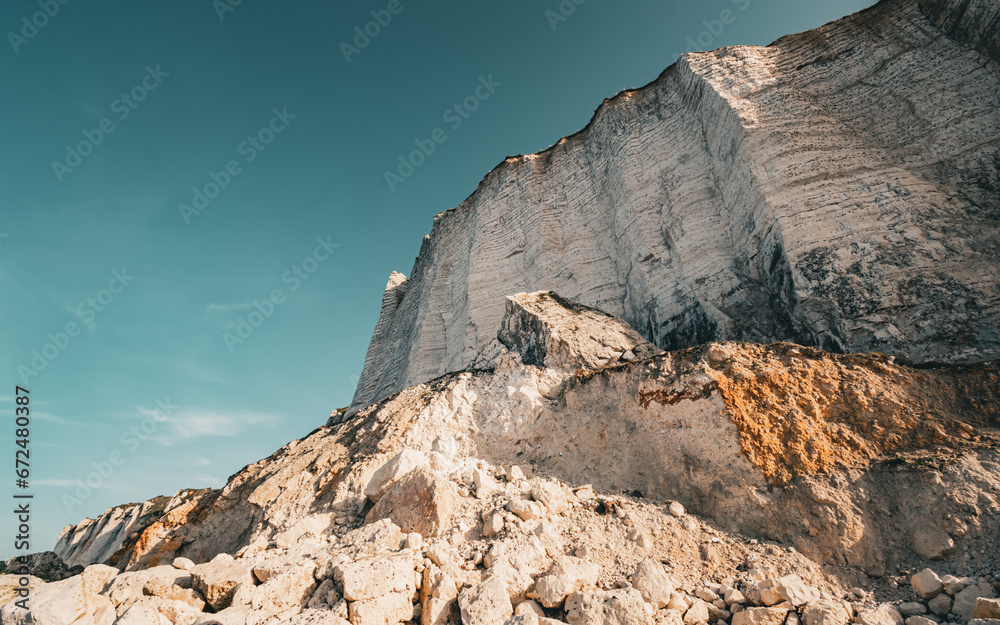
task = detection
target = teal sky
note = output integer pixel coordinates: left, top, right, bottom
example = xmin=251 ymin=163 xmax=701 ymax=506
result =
xmin=0 ymin=0 xmax=875 ymax=559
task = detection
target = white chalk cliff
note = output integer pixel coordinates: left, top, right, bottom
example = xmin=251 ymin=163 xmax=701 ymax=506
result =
xmin=352 ymin=0 xmax=1000 ymax=409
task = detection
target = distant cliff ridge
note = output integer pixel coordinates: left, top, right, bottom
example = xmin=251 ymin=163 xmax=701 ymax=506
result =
xmin=352 ymin=0 xmax=1000 ymax=410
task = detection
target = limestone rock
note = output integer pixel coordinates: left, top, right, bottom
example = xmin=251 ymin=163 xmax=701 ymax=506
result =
xmin=756 ymin=580 xmax=783 ymax=607
xmin=912 ymin=570 xmax=945 ymax=600
xmin=517 ymin=600 xmax=546 ymax=617
xmin=565 ymin=588 xmax=654 ymax=625
xmin=666 ymin=592 xmax=690 ymax=613
xmin=529 ymin=557 xmax=601 ymax=608
xmin=82 ymin=563 xmax=118 ymax=595
xmin=955 ymin=583 xmax=999 ymax=621
xmin=309 ymin=579 xmax=336 ymax=610
xmin=928 ymin=594 xmax=952 ymax=617
xmin=722 ymin=587 xmax=744 ymax=606
xmin=365 ymin=449 xmax=429 ymax=503
xmin=193 ymin=604 xmax=256 ymax=625
xmin=473 ymin=468 xmax=499 ymax=499
xmin=483 ymin=511 xmax=505 ymax=538
xmin=116 ymin=597 xmax=173 ymax=625
xmin=143 ymin=578 xmax=206 ymax=611
xmin=484 ymin=535 xmax=549 ymax=576
xmin=773 ymin=575 xmax=819 ymax=607
xmin=277 ymin=610 xmax=352 ymax=625
xmin=172 ymin=558 xmax=195 ymax=572
xmin=974 ymin=599 xmax=1000 ymax=620
xmin=340 ymin=519 xmax=406 ymax=560
xmin=349 ymin=592 xmax=415 ymax=625
xmin=405 ymin=533 xmax=423 ymax=551
xmin=54 ymin=490 xmax=209 ymax=569
xmin=366 ymin=467 xmax=459 ymax=538
xmin=942 ymin=576 xmax=967 ymax=595
xmin=507 ymin=614 xmax=540 ymax=625
xmin=489 ymin=562 xmax=534 ymax=605
xmin=459 ymin=576 xmax=514 ymax=625
xmin=338 ymin=554 xmax=416 ymax=602
xmin=904 ymin=617 xmax=936 ymax=625
xmin=631 ymin=560 xmax=675 ymax=610
xmin=13 ymin=574 xmax=117 ymax=625
xmin=855 ymin=605 xmax=904 ymax=625
xmin=157 ymin=598 xmax=203 ymax=625
xmin=683 ymin=599 xmax=711 ymax=625
xmin=801 ymin=600 xmax=851 ymax=625
xmin=897 ymin=602 xmax=926 ymax=617
xmin=106 ymin=565 xmax=193 ymax=612
xmin=507 ymin=498 xmax=546 ymax=521
xmin=422 ymin=596 xmax=455 ymax=625
xmin=531 ymin=482 xmax=571 ymax=516
xmin=497 ymin=292 xmax=664 ymax=373
xmin=913 ymin=528 xmax=956 ymax=560
xmin=190 ymin=555 xmax=256 ymax=611
xmin=251 ymin=565 xmax=317 ymax=615
xmin=731 ymin=607 xmax=789 ymax=625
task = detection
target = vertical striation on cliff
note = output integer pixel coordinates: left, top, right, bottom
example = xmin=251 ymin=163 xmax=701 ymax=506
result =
xmin=352 ymin=0 xmax=1000 ymax=410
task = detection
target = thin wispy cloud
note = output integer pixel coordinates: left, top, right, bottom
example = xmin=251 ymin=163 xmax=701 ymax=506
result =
xmin=0 ymin=409 xmax=87 ymax=426
xmin=33 ymin=411 xmax=89 ymax=426
xmin=34 ymin=478 xmax=85 ymax=487
xmin=78 ymin=100 xmax=104 ymax=117
xmin=194 ymin=473 xmax=224 ymax=486
xmin=135 ymin=405 xmax=279 ymax=445
xmin=206 ymin=302 xmax=253 ymax=313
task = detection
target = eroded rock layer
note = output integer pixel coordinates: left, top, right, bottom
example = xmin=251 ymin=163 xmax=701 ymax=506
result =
xmin=352 ymin=0 xmax=1000 ymax=409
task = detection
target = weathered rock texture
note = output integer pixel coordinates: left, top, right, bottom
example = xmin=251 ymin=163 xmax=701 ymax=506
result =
xmin=352 ymin=0 xmax=1000 ymax=409
xmin=498 ymin=292 xmax=663 ymax=372
xmin=53 ymin=490 xmax=209 ymax=569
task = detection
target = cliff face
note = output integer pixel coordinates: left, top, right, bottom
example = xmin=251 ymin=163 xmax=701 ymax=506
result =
xmin=352 ymin=0 xmax=1000 ymax=409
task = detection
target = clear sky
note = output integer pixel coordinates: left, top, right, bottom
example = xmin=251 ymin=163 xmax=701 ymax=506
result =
xmin=0 ymin=0 xmax=875 ymax=559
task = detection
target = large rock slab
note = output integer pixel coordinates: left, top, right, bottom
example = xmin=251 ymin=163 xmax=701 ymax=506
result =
xmin=365 ymin=450 xmax=429 ymax=503
xmin=630 ymin=560 xmax=674 ymax=610
xmin=191 ymin=554 xmax=256 ymax=612
xmin=365 ymin=467 xmax=459 ymax=538
xmin=498 ymin=292 xmax=663 ymax=372
xmin=565 ymin=588 xmax=654 ymax=625
xmin=0 ymin=575 xmax=116 ymax=625
xmin=530 ymin=557 xmax=601 ymax=608
xmin=459 ymin=576 xmax=514 ymax=625
xmin=337 ymin=554 xmax=416 ymax=602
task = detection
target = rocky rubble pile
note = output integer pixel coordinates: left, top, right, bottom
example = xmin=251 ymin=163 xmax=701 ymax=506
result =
xmin=6 ymin=289 xmax=997 ymax=624
xmin=5 ymin=458 xmax=999 ymax=625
